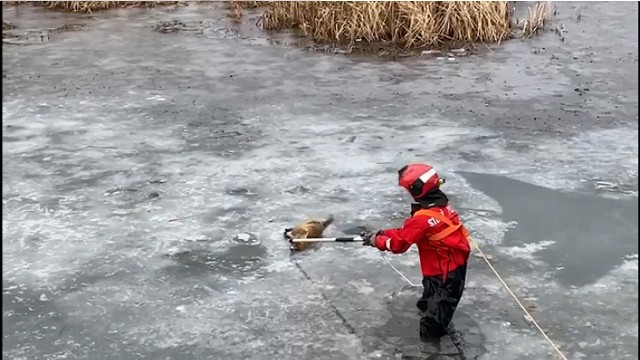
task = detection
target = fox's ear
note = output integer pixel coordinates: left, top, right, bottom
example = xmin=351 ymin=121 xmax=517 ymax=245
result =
xmin=321 ymin=215 xmax=334 ymax=228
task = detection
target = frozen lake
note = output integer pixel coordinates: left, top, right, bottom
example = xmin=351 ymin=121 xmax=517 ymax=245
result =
xmin=3 ymin=2 xmax=637 ymax=359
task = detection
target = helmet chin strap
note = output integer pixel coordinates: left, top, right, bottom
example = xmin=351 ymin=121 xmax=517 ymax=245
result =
xmin=410 ymin=202 xmax=421 ymax=215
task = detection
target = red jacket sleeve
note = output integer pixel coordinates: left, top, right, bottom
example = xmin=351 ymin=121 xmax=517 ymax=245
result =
xmin=374 ymin=216 xmax=429 ymax=254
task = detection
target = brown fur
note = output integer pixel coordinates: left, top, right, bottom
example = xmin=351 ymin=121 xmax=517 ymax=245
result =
xmin=288 ymin=215 xmax=334 ymax=252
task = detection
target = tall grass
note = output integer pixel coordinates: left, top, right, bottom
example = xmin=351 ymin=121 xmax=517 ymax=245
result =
xmin=519 ymin=1 xmax=554 ymax=38
xmin=260 ymin=1 xmax=514 ymax=49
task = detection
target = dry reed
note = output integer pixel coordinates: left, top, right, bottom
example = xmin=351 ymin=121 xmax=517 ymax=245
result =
xmin=519 ymin=1 xmax=554 ymax=38
xmin=229 ymin=1 xmax=244 ymax=22
xmin=260 ymin=1 xmax=514 ymax=49
xmin=228 ymin=1 xmax=266 ymax=22
xmin=229 ymin=1 xmax=262 ymax=9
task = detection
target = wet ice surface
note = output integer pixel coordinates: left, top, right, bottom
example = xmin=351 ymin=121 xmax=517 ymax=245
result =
xmin=2 ymin=2 xmax=638 ymax=359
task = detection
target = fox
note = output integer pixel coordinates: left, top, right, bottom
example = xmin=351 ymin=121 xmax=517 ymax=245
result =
xmin=286 ymin=215 xmax=335 ymax=252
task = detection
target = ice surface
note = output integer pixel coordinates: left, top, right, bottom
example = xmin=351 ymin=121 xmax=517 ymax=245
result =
xmin=2 ymin=2 xmax=637 ymax=359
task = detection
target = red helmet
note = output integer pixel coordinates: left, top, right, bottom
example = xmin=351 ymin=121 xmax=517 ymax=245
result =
xmin=398 ymin=163 xmax=443 ymax=199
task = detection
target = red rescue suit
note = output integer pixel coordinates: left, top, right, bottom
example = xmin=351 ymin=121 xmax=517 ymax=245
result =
xmin=374 ymin=204 xmax=471 ymax=281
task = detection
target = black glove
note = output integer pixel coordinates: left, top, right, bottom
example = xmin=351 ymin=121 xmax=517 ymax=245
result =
xmin=361 ymin=230 xmax=378 ymax=246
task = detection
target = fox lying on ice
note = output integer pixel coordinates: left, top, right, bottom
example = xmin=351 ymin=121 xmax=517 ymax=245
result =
xmin=285 ymin=215 xmax=334 ymax=252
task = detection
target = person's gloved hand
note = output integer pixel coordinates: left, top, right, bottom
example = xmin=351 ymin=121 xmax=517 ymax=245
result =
xmin=361 ymin=230 xmax=380 ymax=247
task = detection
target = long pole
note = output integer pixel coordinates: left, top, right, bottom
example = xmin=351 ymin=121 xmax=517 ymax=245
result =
xmin=289 ymin=236 xmax=364 ymax=243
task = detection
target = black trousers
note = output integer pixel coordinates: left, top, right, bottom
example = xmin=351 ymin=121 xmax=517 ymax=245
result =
xmin=416 ymin=264 xmax=467 ymax=338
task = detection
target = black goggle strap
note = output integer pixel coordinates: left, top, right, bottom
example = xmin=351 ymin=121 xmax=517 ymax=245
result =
xmin=409 ymin=178 xmax=424 ymax=197
xmin=409 ymin=177 xmax=445 ymax=197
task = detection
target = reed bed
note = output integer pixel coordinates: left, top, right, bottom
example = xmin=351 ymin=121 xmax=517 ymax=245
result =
xmin=259 ymin=1 xmax=515 ymax=49
xmin=7 ymin=1 xmax=553 ymax=51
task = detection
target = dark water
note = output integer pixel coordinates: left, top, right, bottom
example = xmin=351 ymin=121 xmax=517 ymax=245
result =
xmin=460 ymin=171 xmax=638 ymax=287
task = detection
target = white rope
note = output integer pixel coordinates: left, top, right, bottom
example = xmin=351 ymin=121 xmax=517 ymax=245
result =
xmin=472 ymin=241 xmax=569 ymax=360
xmin=380 ymin=252 xmax=421 ymax=287
xmin=380 ymin=239 xmax=569 ymax=360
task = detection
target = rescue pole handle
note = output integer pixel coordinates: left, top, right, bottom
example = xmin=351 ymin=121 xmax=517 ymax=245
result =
xmin=289 ymin=236 xmax=364 ymax=243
